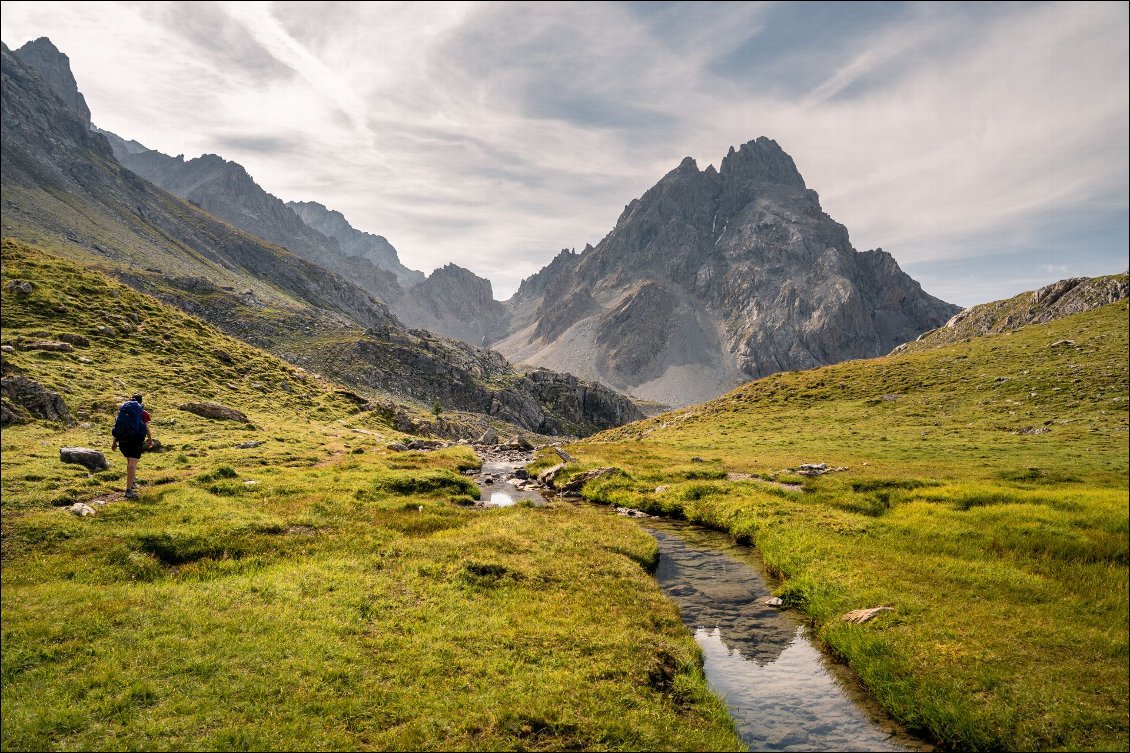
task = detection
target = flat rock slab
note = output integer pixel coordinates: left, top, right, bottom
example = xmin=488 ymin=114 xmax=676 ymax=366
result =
xmin=841 ymin=606 xmax=894 ymax=624
xmin=69 ymin=502 xmax=96 ymax=517
xmin=59 ymin=446 xmax=109 ymax=472
xmin=178 ymin=401 xmax=249 ymax=422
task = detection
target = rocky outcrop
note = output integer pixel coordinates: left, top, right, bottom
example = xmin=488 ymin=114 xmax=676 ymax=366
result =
xmin=13 ymin=38 xmax=91 ymax=124
xmin=495 ymin=138 xmax=959 ymax=407
xmin=1 ymin=375 xmax=74 ymax=425
xmin=895 ymin=273 xmax=1130 ymax=353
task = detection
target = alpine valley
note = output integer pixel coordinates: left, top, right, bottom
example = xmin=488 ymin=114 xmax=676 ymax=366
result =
xmin=2 ymin=34 xmax=1126 ymax=753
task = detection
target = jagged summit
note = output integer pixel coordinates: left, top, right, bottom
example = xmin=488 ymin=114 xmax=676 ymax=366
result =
xmin=494 ymin=138 xmax=959 ymax=407
xmin=13 ymin=37 xmax=91 ymax=125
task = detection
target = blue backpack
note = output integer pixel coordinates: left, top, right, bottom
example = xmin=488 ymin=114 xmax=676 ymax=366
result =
xmin=112 ymin=400 xmax=146 ymax=441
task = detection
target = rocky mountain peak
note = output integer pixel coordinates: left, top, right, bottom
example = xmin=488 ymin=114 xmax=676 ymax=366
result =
xmin=718 ymin=136 xmax=805 ymax=188
xmin=494 ymin=138 xmax=960 ymax=407
xmin=13 ymin=37 xmax=91 ymax=125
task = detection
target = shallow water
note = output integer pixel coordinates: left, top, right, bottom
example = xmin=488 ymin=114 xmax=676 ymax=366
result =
xmin=486 ymin=491 xmax=515 ymax=507
xmin=644 ymin=520 xmax=931 ymax=752
xmin=474 ymin=454 xmax=547 ymax=507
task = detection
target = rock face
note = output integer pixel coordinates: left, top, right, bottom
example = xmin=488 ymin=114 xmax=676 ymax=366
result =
xmin=99 ymin=142 xmax=407 ymax=308
xmin=1 ymin=375 xmax=74 ymax=425
xmin=12 ymin=38 xmax=91 ymax=124
xmin=495 ymin=139 xmax=960 ymax=406
xmin=288 ymin=201 xmax=424 ymax=288
xmin=395 ymin=263 xmax=511 ymax=347
xmin=895 ymin=273 xmax=1130 ymax=353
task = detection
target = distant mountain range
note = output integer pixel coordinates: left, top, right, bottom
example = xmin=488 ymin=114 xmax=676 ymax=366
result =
xmin=7 ymin=35 xmax=963 ymax=412
xmin=2 ymin=37 xmax=641 ymax=435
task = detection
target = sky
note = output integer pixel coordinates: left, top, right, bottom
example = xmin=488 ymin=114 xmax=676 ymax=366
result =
xmin=2 ymin=1 xmax=1127 ymax=306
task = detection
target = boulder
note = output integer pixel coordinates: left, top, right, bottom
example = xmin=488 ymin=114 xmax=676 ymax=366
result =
xmin=2 ymin=375 xmax=74 ymax=425
xmin=387 ymin=442 xmax=410 ymax=452
xmin=554 ymin=446 xmax=577 ymax=464
xmin=558 ymin=467 xmax=621 ymax=496
xmin=178 ymin=401 xmax=249 ymax=422
xmin=537 ymin=463 xmax=566 ymax=486
xmin=56 ymin=333 xmax=90 ymax=347
xmin=4 ymin=280 xmax=34 ymax=294
xmin=18 ymin=340 xmax=73 ymax=352
xmin=236 ymin=440 xmax=263 ymax=449
xmin=68 ymin=502 xmax=96 ymax=517
xmin=406 ymin=439 xmax=442 ymax=450
xmin=477 ymin=427 xmax=499 ymax=446
xmin=60 ymin=447 xmax=110 ymax=472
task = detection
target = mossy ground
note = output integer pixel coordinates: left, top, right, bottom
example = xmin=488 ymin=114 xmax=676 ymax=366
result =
xmin=554 ymin=299 xmax=1130 ymax=751
xmin=1 ymin=241 xmax=740 ymax=751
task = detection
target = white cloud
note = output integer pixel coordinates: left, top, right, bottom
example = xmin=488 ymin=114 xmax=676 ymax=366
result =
xmin=1 ymin=1 xmax=1126 ymax=302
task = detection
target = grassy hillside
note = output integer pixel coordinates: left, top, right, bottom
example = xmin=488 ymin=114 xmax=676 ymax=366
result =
xmin=551 ymin=298 xmax=1130 ymax=751
xmin=1 ymin=240 xmax=740 ymax=751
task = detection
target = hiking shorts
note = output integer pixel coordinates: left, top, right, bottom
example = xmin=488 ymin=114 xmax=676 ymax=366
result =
xmin=118 ymin=438 xmax=144 ymax=459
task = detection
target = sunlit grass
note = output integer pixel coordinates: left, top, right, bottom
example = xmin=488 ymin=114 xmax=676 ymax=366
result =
xmin=565 ymin=300 xmax=1130 ymax=751
xmin=1 ymin=241 xmax=740 ymax=751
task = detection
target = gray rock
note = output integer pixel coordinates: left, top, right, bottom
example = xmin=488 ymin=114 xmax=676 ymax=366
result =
xmin=477 ymin=427 xmax=499 ymax=445
xmin=55 ymin=333 xmax=89 ymax=347
xmin=554 ymin=445 xmax=577 ymax=464
xmin=17 ymin=340 xmax=73 ymax=352
xmin=60 ymin=446 xmax=109 ymax=471
xmin=537 ymin=463 xmax=566 ymax=486
xmin=558 ymin=467 xmax=621 ymax=495
xmin=178 ymin=401 xmax=249 ymax=422
xmin=68 ymin=502 xmax=96 ymax=517
xmin=841 ymin=606 xmax=894 ymax=624
xmin=2 ymin=375 xmax=74 ymax=425
xmin=4 ymin=280 xmax=34 ymax=294
xmin=236 ymin=440 xmax=263 ymax=449
xmin=387 ymin=442 xmax=409 ymax=452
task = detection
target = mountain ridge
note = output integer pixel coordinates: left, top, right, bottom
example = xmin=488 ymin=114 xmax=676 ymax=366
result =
xmin=2 ymin=39 xmax=642 ymax=435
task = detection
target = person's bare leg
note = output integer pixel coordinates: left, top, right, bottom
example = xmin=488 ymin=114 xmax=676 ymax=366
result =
xmin=126 ymin=457 xmax=138 ymax=492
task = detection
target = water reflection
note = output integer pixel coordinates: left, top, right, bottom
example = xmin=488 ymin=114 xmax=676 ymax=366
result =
xmin=487 ymin=491 xmax=515 ymax=507
xmin=646 ymin=522 xmax=927 ymax=752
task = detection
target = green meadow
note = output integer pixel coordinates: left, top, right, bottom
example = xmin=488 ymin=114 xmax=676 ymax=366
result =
xmin=550 ymin=294 xmax=1129 ymax=751
xmin=1 ymin=241 xmax=739 ymax=751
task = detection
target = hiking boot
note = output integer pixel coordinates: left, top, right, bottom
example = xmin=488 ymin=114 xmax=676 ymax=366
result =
xmin=124 ymin=488 xmax=139 ymax=500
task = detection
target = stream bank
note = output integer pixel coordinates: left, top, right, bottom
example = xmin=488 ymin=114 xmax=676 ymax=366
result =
xmin=467 ymin=448 xmax=931 ymax=751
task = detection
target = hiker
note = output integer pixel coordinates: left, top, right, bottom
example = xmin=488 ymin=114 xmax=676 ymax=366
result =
xmin=111 ymin=393 xmax=154 ymax=499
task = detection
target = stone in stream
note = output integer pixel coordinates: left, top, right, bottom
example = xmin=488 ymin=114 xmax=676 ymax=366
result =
xmin=763 ymin=596 xmax=784 ymax=607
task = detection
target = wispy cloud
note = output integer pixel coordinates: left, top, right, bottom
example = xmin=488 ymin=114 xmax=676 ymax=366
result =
xmin=1 ymin=0 xmax=1126 ymax=303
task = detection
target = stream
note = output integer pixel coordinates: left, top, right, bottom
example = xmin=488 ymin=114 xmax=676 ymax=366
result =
xmin=471 ymin=448 xmax=931 ymax=752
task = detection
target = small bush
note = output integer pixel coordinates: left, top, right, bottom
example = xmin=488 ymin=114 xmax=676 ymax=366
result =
xmin=196 ymin=466 xmax=238 ymax=483
xmin=372 ymin=471 xmax=477 ymax=498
